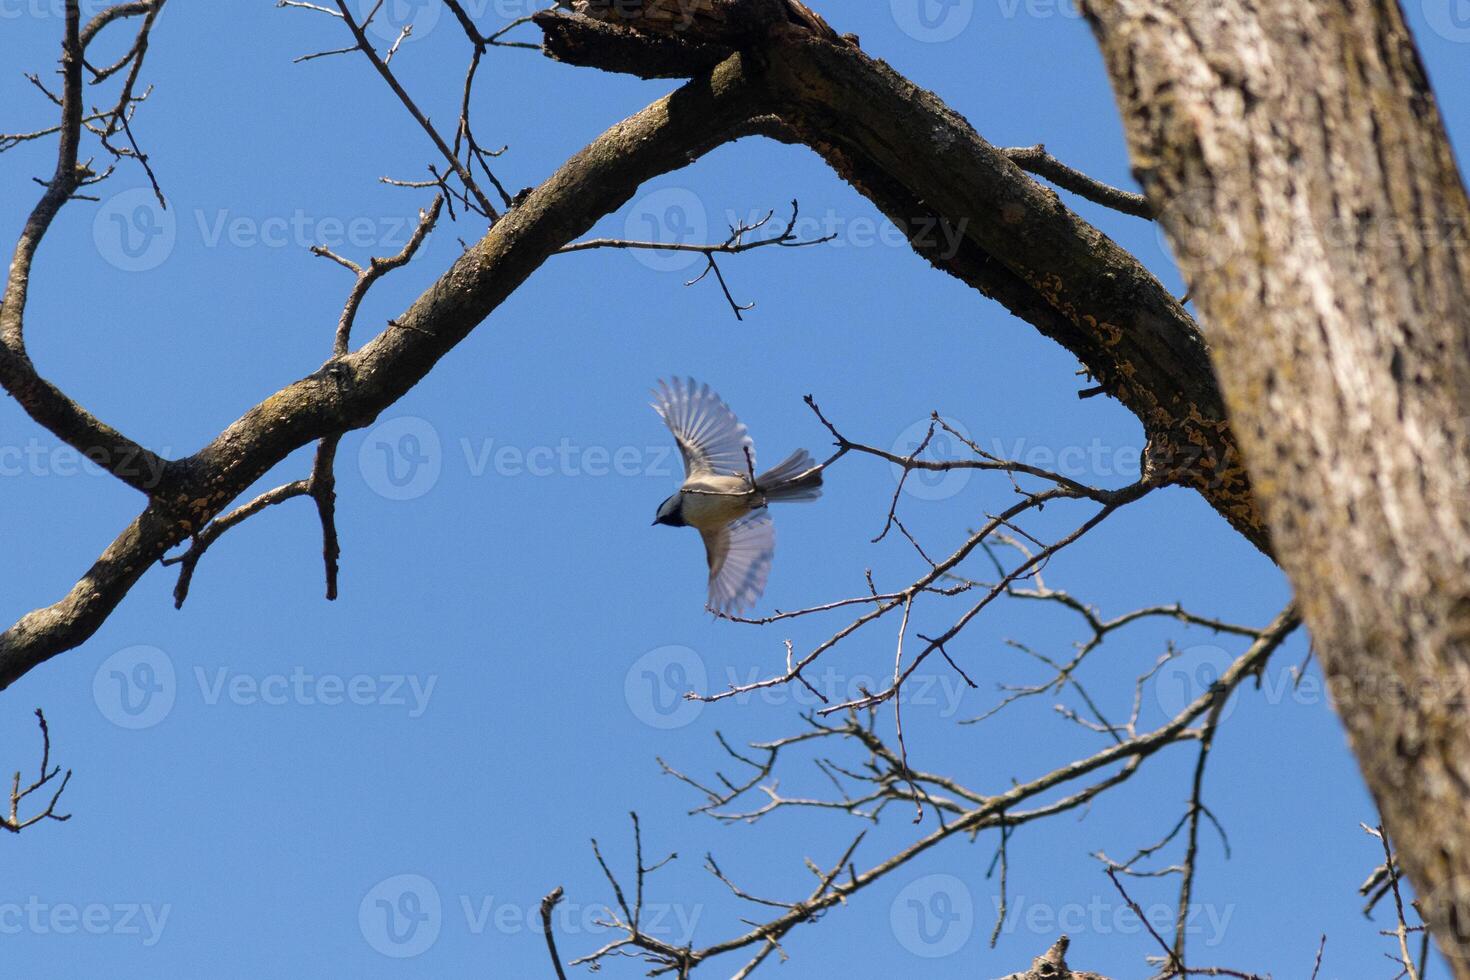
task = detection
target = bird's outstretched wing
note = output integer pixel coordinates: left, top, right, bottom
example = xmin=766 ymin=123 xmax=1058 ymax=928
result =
xmin=700 ymin=510 xmax=775 ymax=615
xmin=652 ymin=377 xmax=755 ymax=479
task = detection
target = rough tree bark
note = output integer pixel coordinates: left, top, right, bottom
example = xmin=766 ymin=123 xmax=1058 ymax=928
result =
xmin=538 ymin=8 xmax=1267 ymax=547
xmin=1081 ymin=0 xmax=1470 ymax=969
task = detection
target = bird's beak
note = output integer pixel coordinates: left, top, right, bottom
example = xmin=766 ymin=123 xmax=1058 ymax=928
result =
xmin=651 ymin=518 xmax=660 ymax=526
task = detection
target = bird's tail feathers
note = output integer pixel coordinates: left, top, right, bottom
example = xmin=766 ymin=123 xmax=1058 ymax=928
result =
xmin=757 ymin=449 xmax=823 ymax=503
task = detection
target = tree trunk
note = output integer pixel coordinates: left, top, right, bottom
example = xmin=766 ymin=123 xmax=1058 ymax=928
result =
xmin=1081 ymin=0 xmax=1470 ymax=968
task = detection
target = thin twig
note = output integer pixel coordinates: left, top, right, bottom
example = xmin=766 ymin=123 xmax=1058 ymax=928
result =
xmin=5 ymin=709 xmax=72 ymax=833
xmin=540 ymin=886 xmax=570 ymax=980
xmin=1002 ymin=144 xmax=1153 ymax=219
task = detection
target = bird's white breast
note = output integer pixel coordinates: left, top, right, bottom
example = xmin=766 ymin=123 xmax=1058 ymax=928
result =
xmin=680 ymin=476 xmax=759 ymax=530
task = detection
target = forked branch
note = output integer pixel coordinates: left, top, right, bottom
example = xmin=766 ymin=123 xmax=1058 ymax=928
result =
xmin=557 ymin=602 xmax=1299 ymax=976
xmin=5 ymin=709 xmax=72 ymax=834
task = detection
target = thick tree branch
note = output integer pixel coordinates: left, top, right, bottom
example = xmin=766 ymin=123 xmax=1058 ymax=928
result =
xmin=0 ymin=0 xmax=169 ymax=494
xmin=0 ymin=2 xmax=1268 ymax=697
xmin=535 ymin=9 xmax=1268 ymax=552
xmin=537 ymin=6 xmax=734 ymax=79
xmin=0 ymin=51 xmax=768 ymax=690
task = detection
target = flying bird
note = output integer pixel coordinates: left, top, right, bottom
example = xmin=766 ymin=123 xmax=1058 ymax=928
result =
xmin=651 ymin=378 xmax=822 ymax=615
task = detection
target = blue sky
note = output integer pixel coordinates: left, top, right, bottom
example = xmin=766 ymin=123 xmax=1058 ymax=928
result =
xmin=2 ymin=1 xmax=1468 ymax=977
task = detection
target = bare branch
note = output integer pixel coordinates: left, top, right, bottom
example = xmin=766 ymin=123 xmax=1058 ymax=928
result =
xmin=0 ymin=46 xmax=769 ymax=690
xmin=1105 ymin=868 xmax=1267 ymax=979
xmin=4 ymin=709 xmax=72 ymax=834
xmin=561 ymin=200 xmax=833 ymax=319
xmin=313 ymin=195 xmax=444 ymax=355
xmin=540 ymin=887 xmax=570 ymax=980
xmin=1002 ymin=144 xmax=1153 ymax=219
xmin=1365 ymin=823 xmax=1422 ymax=980
xmin=0 ymin=0 xmax=169 ymax=494
xmin=160 ymin=480 xmax=313 ymax=608
xmin=564 ymin=603 xmax=1298 ymax=975
xmin=323 ymin=0 xmax=500 ymax=220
